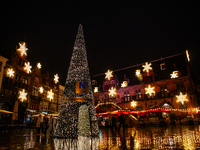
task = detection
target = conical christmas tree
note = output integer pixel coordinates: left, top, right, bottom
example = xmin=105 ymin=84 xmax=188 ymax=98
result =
xmin=54 ymin=24 xmax=99 ymax=138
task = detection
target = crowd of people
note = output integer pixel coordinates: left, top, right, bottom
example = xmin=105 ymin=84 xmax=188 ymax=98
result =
xmin=36 ymin=114 xmax=57 ymax=137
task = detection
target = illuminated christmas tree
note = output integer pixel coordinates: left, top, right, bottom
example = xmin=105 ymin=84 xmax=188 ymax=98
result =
xmin=54 ymin=24 xmax=99 ymax=138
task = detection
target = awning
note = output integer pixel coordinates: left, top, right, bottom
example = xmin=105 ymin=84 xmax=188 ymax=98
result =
xmin=0 ymin=109 xmax=13 ymax=114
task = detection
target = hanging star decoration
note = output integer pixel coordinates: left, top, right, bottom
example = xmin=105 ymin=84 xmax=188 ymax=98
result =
xmin=121 ymin=81 xmax=127 ymax=88
xmin=131 ymin=101 xmax=137 ymax=107
xmin=109 ymin=87 xmax=116 ymax=97
xmin=18 ymin=89 xmax=28 ymax=102
xmin=145 ymin=85 xmax=155 ymax=96
xmin=24 ymin=62 xmax=32 ymax=74
xmin=7 ymin=68 xmax=15 ymax=78
xmin=105 ymin=69 xmax=113 ymax=80
xmin=37 ymin=63 xmax=41 ymax=69
xmin=54 ymin=74 xmax=59 ymax=84
xmin=47 ymin=89 xmax=54 ymax=101
xmin=39 ymin=87 xmax=44 ymax=94
xmin=186 ymin=50 xmax=190 ymax=62
xmin=170 ymin=71 xmax=179 ymax=78
xmin=94 ymin=87 xmax=98 ymax=93
xmin=142 ymin=62 xmax=152 ymax=73
xmin=176 ymin=92 xmax=188 ymax=105
xmin=135 ymin=69 xmax=141 ymax=76
xmin=17 ymin=42 xmax=28 ymax=57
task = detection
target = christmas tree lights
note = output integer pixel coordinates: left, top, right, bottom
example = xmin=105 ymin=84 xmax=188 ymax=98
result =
xmin=54 ymin=24 xmax=99 ymax=138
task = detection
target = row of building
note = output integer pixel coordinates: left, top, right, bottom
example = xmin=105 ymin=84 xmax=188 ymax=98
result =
xmin=0 ymin=41 xmax=64 ymax=124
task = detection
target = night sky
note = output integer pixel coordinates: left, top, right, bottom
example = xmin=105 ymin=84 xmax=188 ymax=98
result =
xmin=1 ymin=1 xmax=200 ymax=85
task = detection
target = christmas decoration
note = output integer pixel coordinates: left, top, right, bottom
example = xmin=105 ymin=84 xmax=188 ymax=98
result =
xmin=186 ymin=50 xmax=190 ymax=62
xmin=39 ymin=87 xmax=44 ymax=94
xmin=176 ymin=92 xmax=188 ymax=104
xmin=37 ymin=63 xmax=41 ymax=69
xmin=54 ymin=74 xmax=59 ymax=84
xmin=105 ymin=69 xmax=113 ymax=80
xmin=142 ymin=62 xmax=152 ymax=73
xmin=121 ymin=81 xmax=128 ymax=87
xmin=170 ymin=71 xmax=179 ymax=78
xmin=54 ymin=24 xmax=99 ymax=138
xmin=47 ymin=89 xmax=54 ymax=101
xmin=24 ymin=62 xmax=32 ymax=74
xmin=7 ymin=68 xmax=15 ymax=77
xmin=17 ymin=42 xmax=28 ymax=57
xmin=135 ymin=69 xmax=141 ymax=76
xmin=109 ymin=87 xmax=116 ymax=97
xmin=18 ymin=89 xmax=27 ymax=102
xmin=131 ymin=101 xmax=137 ymax=107
xmin=145 ymin=85 xmax=155 ymax=96
xmin=94 ymin=87 xmax=98 ymax=93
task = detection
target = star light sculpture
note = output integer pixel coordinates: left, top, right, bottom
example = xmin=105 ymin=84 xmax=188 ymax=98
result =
xmin=121 ymin=81 xmax=127 ymax=88
xmin=37 ymin=63 xmax=41 ymax=69
xmin=170 ymin=71 xmax=178 ymax=78
xmin=18 ymin=89 xmax=28 ymax=102
xmin=47 ymin=89 xmax=54 ymax=101
xmin=145 ymin=85 xmax=155 ymax=96
xmin=176 ymin=92 xmax=188 ymax=105
xmin=131 ymin=100 xmax=137 ymax=107
xmin=105 ymin=69 xmax=113 ymax=80
xmin=39 ymin=87 xmax=44 ymax=94
xmin=186 ymin=50 xmax=190 ymax=62
xmin=54 ymin=74 xmax=59 ymax=84
xmin=17 ymin=42 xmax=28 ymax=57
xmin=142 ymin=62 xmax=152 ymax=73
xmin=24 ymin=62 xmax=32 ymax=74
xmin=7 ymin=68 xmax=15 ymax=78
xmin=109 ymin=87 xmax=116 ymax=97
xmin=135 ymin=69 xmax=141 ymax=76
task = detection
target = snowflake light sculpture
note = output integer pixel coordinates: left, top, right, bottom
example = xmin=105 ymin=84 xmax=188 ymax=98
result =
xmin=94 ymin=87 xmax=98 ymax=93
xmin=39 ymin=87 xmax=44 ymax=94
xmin=135 ymin=69 xmax=141 ymax=76
xmin=24 ymin=62 xmax=32 ymax=74
xmin=105 ymin=69 xmax=113 ymax=80
xmin=170 ymin=71 xmax=179 ymax=78
xmin=121 ymin=81 xmax=127 ymax=87
xmin=18 ymin=89 xmax=28 ymax=102
xmin=145 ymin=85 xmax=155 ymax=96
xmin=47 ymin=89 xmax=54 ymax=101
xmin=142 ymin=62 xmax=152 ymax=73
xmin=54 ymin=74 xmax=59 ymax=84
xmin=176 ymin=92 xmax=188 ymax=105
xmin=186 ymin=50 xmax=190 ymax=62
xmin=109 ymin=87 xmax=116 ymax=97
xmin=7 ymin=68 xmax=15 ymax=78
xmin=131 ymin=101 xmax=137 ymax=107
xmin=37 ymin=63 xmax=41 ymax=69
xmin=17 ymin=42 xmax=28 ymax=57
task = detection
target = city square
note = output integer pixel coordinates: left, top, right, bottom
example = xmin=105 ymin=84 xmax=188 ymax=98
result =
xmin=0 ymin=1 xmax=200 ymax=150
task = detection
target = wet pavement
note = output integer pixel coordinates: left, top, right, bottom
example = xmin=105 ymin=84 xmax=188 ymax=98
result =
xmin=0 ymin=125 xmax=200 ymax=150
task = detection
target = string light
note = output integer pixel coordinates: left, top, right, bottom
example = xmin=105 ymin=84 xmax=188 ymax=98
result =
xmin=7 ymin=68 xmax=15 ymax=77
xmin=105 ymin=69 xmax=113 ymax=80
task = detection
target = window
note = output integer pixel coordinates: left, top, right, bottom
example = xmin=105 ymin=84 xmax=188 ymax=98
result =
xmin=43 ymin=90 xmax=47 ymax=99
xmin=41 ymin=102 xmax=48 ymax=111
xmin=176 ymin=83 xmax=185 ymax=94
xmin=160 ymin=85 xmax=169 ymax=97
xmin=124 ymin=92 xmax=130 ymax=102
xmin=34 ymin=77 xmax=39 ymax=83
xmin=32 ymin=86 xmax=39 ymax=96
xmin=144 ymin=76 xmax=153 ymax=83
xmin=23 ymin=78 xmax=28 ymax=84
xmin=15 ymin=74 xmax=21 ymax=81
xmin=54 ymin=94 xmax=58 ymax=103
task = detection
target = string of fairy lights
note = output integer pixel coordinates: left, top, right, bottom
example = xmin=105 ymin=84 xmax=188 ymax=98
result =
xmin=7 ymin=42 xmax=59 ymax=102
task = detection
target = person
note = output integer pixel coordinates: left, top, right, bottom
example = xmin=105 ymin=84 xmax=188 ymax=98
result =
xmin=118 ymin=113 xmax=125 ymax=132
xmin=36 ymin=115 xmax=42 ymax=135
xmin=48 ymin=115 xmax=56 ymax=136
xmin=44 ymin=114 xmax=49 ymax=136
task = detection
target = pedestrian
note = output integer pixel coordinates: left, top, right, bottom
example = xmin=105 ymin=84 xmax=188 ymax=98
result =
xmin=44 ymin=114 xmax=49 ymax=136
xmin=48 ymin=115 xmax=56 ymax=136
xmin=36 ymin=115 xmax=42 ymax=135
xmin=118 ymin=113 xmax=125 ymax=132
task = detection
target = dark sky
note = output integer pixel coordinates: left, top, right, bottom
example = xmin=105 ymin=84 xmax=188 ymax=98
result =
xmin=0 ymin=1 xmax=200 ymax=85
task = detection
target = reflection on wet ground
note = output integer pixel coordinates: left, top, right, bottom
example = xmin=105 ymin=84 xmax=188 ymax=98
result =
xmin=0 ymin=125 xmax=200 ymax=150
